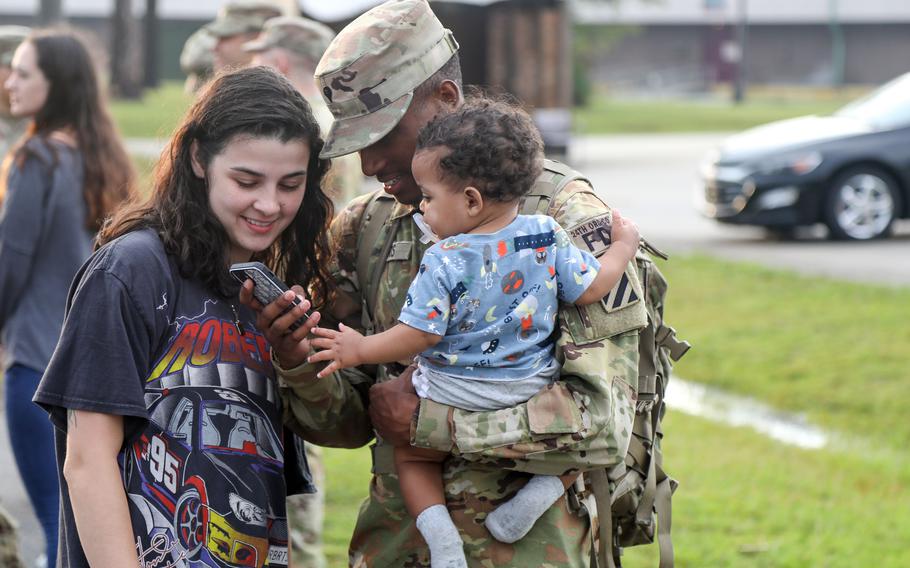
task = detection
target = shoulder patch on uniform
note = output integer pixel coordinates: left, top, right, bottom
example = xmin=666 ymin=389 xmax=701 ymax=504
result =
xmin=568 ymin=213 xmax=612 ymax=257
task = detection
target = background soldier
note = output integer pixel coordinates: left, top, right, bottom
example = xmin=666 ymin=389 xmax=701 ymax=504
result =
xmin=203 ymin=0 xmax=289 ymax=72
xmin=244 ymin=16 xmax=363 ymax=210
xmin=178 ymin=28 xmax=216 ymax=94
xmin=0 ymin=26 xmax=29 ymax=159
xmin=254 ymin=1 xmax=642 ymax=566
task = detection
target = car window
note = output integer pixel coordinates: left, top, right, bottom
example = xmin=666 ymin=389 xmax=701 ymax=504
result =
xmin=835 ymin=73 xmax=910 ymax=130
xmin=201 ymin=400 xmax=281 ymax=461
xmin=167 ymin=398 xmax=194 ymax=441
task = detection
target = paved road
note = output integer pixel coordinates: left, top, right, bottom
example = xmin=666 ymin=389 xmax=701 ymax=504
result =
xmin=570 ymin=133 xmax=910 ymax=286
xmin=4 ymin=132 xmax=908 ymax=565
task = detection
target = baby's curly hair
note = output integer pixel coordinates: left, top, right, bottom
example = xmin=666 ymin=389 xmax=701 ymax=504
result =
xmin=415 ymin=96 xmax=544 ymax=202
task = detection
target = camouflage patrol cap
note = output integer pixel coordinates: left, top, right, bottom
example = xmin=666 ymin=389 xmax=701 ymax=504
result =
xmin=180 ymin=28 xmax=216 ymax=75
xmin=205 ymin=0 xmax=284 ymax=38
xmin=242 ymin=16 xmax=335 ymax=62
xmin=0 ymin=26 xmax=30 ymax=67
xmin=315 ymin=0 xmax=459 ymax=159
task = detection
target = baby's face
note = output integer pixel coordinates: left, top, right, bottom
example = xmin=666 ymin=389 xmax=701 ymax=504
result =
xmin=412 ymin=148 xmax=473 ymax=240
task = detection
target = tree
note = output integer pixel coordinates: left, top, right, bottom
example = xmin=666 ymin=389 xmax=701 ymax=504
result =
xmin=39 ymin=0 xmax=63 ymax=25
xmin=110 ymin=0 xmax=143 ymax=99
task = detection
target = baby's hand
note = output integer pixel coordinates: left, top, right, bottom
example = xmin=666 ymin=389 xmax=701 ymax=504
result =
xmin=308 ymin=323 xmax=366 ymax=378
xmin=610 ymin=209 xmax=641 ymax=259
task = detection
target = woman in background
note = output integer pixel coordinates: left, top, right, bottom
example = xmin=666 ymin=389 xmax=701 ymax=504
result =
xmin=0 ymin=29 xmax=134 ymax=567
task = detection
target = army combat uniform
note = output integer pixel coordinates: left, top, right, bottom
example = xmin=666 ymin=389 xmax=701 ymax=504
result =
xmin=278 ymin=1 xmax=643 ymax=566
xmin=280 ymin=177 xmax=642 ymax=567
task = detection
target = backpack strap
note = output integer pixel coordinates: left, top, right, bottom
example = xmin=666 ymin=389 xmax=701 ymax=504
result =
xmin=520 ymin=159 xmax=592 ymax=215
xmin=354 ymin=192 xmax=398 ymax=334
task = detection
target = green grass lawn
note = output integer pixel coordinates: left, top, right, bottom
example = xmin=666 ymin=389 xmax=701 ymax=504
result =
xmin=660 ymin=254 xmax=910 ymax=450
xmin=320 ymin=255 xmax=909 ymax=567
xmin=109 ymin=81 xmax=191 ymax=139
xmin=573 ymin=95 xmax=855 ymax=134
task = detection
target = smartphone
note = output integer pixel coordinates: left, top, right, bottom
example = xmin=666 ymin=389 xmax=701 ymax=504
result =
xmin=230 ymin=261 xmax=309 ymax=331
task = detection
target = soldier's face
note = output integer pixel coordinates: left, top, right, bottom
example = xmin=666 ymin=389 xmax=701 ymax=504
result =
xmin=214 ymin=32 xmax=257 ymax=71
xmin=359 ymin=94 xmax=449 ymax=207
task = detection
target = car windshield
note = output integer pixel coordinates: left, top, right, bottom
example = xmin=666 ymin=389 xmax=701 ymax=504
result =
xmin=201 ymin=400 xmax=282 ymax=461
xmin=835 ymin=73 xmax=910 ymax=130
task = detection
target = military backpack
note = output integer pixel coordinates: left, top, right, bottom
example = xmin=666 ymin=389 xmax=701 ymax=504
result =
xmin=354 ymin=160 xmax=690 ymax=568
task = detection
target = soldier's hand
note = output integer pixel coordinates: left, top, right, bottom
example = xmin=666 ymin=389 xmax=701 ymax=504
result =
xmin=369 ymin=369 xmax=419 ymax=446
xmin=308 ymin=323 xmax=366 ymax=378
xmin=239 ymin=281 xmax=321 ymax=369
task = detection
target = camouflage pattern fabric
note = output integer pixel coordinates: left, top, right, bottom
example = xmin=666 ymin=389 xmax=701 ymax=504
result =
xmin=281 ymin=179 xmax=641 ymax=567
xmin=242 ymin=16 xmax=336 ymax=63
xmin=179 ymin=28 xmax=216 ymax=93
xmin=204 ymin=0 xmax=287 ymax=38
xmin=0 ymin=504 xmax=24 ymax=568
xmin=288 ymin=443 xmax=327 ymax=568
xmin=309 ymin=92 xmax=364 ymax=210
xmin=314 ymin=0 xmax=459 ymax=159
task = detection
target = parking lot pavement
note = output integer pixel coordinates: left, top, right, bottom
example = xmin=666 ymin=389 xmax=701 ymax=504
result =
xmin=570 ymin=133 xmax=910 ymax=286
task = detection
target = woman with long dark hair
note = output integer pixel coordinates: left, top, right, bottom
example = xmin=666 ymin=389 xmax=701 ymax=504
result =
xmin=34 ymin=65 xmax=332 ymax=568
xmin=0 ymin=29 xmax=134 ymax=567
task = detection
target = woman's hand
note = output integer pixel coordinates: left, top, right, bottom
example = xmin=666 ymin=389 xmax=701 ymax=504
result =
xmin=239 ymin=280 xmax=321 ymax=369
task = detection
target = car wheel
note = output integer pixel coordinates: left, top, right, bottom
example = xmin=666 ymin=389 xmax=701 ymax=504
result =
xmin=824 ymin=167 xmax=901 ymax=240
xmin=175 ymin=487 xmax=208 ymax=556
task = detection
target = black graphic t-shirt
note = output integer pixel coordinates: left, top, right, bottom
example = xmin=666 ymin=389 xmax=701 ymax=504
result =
xmin=35 ymin=229 xmax=288 ymax=568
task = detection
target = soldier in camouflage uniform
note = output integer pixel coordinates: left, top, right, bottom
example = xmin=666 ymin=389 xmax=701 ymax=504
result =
xmin=179 ymin=28 xmax=216 ymax=94
xmin=203 ymin=0 xmax=289 ymax=72
xmin=0 ymin=503 xmax=23 ymax=568
xmin=247 ymin=1 xmax=643 ymax=566
xmin=244 ymin=17 xmax=363 ymax=211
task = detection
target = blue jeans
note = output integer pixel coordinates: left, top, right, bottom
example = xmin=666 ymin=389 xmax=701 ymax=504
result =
xmin=5 ymin=364 xmax=59 ymax=566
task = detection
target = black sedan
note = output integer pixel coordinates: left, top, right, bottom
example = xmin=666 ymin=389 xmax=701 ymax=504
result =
xmin=698 ymin=73 xmax=910 ymax=240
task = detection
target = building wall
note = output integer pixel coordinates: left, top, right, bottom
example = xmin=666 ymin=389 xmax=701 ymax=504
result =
xmin=590 ymin=22 xmax=910 ymax=91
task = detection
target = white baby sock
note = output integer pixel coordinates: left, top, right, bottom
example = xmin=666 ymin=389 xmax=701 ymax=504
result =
xmin=415 ymin=504 xmax=468 ymax=568
xmin=485 ymin=475 xmax=565 ymax=543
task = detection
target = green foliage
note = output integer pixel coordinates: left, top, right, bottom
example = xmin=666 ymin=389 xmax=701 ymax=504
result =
xmin=110 ymin=81 xmax=191 ymax=139
xmin=573 ymin=24 xmax=642 ymax=106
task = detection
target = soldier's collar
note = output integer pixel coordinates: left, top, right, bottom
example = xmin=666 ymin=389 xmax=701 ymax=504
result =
xmin=390 ymin=202 xmax=418 ymax=222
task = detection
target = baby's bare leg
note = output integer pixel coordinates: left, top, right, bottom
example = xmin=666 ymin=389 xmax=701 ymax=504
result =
xmin=395 ymin=445 xmax=467 ymax=568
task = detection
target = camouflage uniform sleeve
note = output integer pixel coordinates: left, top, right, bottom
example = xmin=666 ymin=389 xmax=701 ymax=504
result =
xmin=280 ymin=193 xmax=377 ymax=448
xmin=412 ymin=180 xmax=644 ymax=476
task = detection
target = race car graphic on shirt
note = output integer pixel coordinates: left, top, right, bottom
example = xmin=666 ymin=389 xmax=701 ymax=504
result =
xmin=126 ymin=383 xmax=288 ymax=568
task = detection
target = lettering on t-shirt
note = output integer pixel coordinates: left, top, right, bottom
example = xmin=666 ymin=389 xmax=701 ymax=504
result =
xmin=148 ymin=317 xmax=271 ymax=381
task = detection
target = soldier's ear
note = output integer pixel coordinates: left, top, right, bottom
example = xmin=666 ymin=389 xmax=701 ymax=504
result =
xmin=464 ymin=186 xmax=483 ymax=215
xmin=437 ymin=79 xmax=461 ymax=109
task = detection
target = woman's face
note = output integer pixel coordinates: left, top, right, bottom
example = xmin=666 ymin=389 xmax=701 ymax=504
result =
xmin=3 ymin=42 xmax=50 ymax=118
xmin=196 ymin=135 xmax=310 ymax=265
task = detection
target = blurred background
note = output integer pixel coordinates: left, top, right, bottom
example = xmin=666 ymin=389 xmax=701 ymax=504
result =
xmin=1 ymin=1 xmax=908 ymax=566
